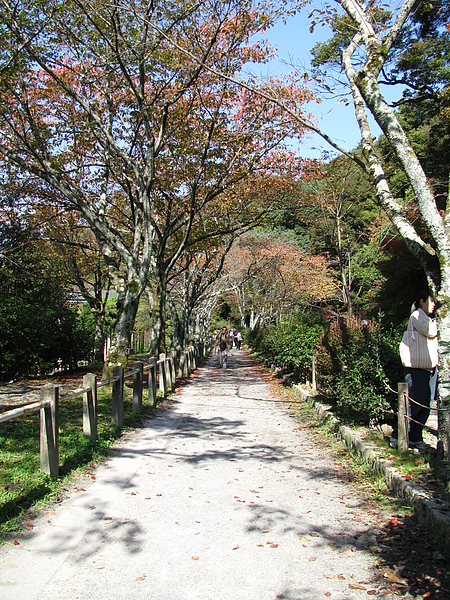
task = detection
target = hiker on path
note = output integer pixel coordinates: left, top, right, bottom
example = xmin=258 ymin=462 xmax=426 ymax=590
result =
xmin=236 ymin=330 xmax=242 ymax=350
xmin=391 ymin=289 xmax=438 ymax=452
xmin=216 ymin=326 xmax=230 ymax=368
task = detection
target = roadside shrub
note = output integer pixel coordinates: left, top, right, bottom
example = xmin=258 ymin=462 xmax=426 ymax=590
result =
xmin=324 ymin=316 xmax=404 ymax=423
xmin=245 ymin=309 xmax=404 ymax=425
xmin=242 ymin=326 xmax=265 ymax=353
xmin=248 ymin=312 xmax=324 ymax=376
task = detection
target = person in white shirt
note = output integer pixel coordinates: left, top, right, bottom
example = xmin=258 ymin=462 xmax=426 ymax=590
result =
xmin=391 ymin=290 xmax=438 ymax=452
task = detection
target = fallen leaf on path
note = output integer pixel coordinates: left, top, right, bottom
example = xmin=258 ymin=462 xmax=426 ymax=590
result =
xmin=233 ymin=545 xmax=239 ymax=550
xmin=192 ymin=556 xmax=199 ymax=560
xmin=308 ymin=556 xmax=316 ymax=561
xmin=349 ymin=584 xmax=366 ymax=590
xmin=13 ymin=540 xmax=19 ymax=545
xmin=136 ymin=576 xmax=146 ymax=582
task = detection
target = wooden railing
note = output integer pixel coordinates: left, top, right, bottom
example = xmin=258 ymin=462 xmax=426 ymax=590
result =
xmin=396 ymin=382 xmax=444 ymax=454
xmin=0 ymin=340 xmax=214 ymax=478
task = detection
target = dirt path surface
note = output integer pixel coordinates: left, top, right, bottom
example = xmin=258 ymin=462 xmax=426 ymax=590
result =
xmin=0 ymin=350 xmax=444 ymax=599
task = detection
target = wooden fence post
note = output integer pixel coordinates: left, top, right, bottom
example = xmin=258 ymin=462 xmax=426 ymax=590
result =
xmin=148 ymin=358 xmax=157 ymax=407
xmin=169 ymin=349 xmax=177 ymax=387
xmin=312 ymin=356 xmax=317 ymax=391
xmin=165 ymin=356 xmax=172 ymax=391
xmin=178 ymin=351 xmax=186 ymax=378
xmin=111 ymin=365 xmax=124 ymax=428
xmin=83 ymin=373 xmax=97 ymax=441
xmin=398 ymin=382 xmax=409 ymax=453
xmin=133 ymin=361 xmax=144 ymax=414
xmin=40 ymin=384 xmax=59 ymax=478
xmin=159 ymin=353 xmax=167 ymax=396
xmin=187 ymin=347 xmax=192 ymax=374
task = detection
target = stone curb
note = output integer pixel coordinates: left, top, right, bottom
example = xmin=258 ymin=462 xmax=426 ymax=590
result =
xmin=293 ymin=384 xmax=450 ymax=555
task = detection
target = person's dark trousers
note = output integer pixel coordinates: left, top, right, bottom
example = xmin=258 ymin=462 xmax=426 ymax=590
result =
xmin=391 ymin=367 xmax=437 ymax=443
xmin=404 ymin=367 xmax=436 ymax=442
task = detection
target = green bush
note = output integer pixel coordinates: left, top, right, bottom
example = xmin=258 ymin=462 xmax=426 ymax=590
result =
xmin=0 ymin=222 xmax=98 ymax=379
xmin=246 ymin=312 xmax=324 ymax=376
xmin=324 ymin=316 xmax=404 ymax=422
xmin=245 ymin=310 xmax=404 ymax=425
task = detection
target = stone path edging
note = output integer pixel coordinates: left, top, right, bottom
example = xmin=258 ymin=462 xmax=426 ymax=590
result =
xmin=293 ymin=384 xmax=450 ymax=555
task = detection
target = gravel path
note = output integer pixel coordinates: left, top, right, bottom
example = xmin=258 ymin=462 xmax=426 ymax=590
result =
xmin=0 ymin=349 xmax=397 ymax=599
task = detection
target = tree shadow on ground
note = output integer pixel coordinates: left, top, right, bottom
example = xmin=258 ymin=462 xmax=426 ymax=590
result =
xmin=368 ymin=513 xmax=450 ymax=598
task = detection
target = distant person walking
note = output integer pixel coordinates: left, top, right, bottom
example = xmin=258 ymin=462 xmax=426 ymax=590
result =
xmin=236 ymin=330 xmax=242 ymax=350
xmin=216 ymin=327 xmax=230 ymax=368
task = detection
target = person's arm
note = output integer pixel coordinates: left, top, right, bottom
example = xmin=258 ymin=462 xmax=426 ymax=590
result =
xmin=412 ymin=309 xmax=438 ymax=339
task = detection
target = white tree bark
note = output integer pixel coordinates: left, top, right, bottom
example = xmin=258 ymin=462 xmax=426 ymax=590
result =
xmin=337 ymin=0 xmax=450 ymax=451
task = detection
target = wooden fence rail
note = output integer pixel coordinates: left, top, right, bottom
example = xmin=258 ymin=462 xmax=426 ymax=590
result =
xmin=396 ymin=381 xmax=445 ymax=455
xmin=0 ymin=338 xmax=214 ymax=478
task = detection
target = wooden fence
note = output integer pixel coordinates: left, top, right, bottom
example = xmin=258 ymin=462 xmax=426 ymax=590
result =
xmin=395 ymin=382 xmax=446 ymax=455
xmin=0 ymin=341 xmax=213 ymax=478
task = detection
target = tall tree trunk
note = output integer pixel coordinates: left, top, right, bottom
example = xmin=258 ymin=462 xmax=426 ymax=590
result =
xmin=338 ymin=1 xmax=449 ymax=451
xmin=150 ymin=268 xmax=167 ymax=356
xmin=167 ymin=294 xmax=183 ymax=349
xmin=92 ymin=310 xmax=105 ymax=363
xmin=103 ymin=287 xmax=141 ymax=378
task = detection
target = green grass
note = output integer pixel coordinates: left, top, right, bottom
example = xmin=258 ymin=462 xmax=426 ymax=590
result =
xmin=0 ymin=386 xmax=158 ymax=536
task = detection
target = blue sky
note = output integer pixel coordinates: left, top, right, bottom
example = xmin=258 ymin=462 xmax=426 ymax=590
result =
xmin=252 ymin=9 xmax=374 ymax=158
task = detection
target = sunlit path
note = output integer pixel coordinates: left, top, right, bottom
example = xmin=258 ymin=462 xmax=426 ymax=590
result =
xmin=0 ymin=349 xmax=393 ymax=599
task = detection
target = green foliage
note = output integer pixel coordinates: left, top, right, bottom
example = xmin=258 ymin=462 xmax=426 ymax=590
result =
xmin=247 ymin=312 xmax=324 ymax=374
xmin=247 ymin=308 xmax=404 ymax=425
xmin=0 ymin=222 xmax=96 ymax=380
xmin=324 ymin=316 xmax=404 ymax=422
